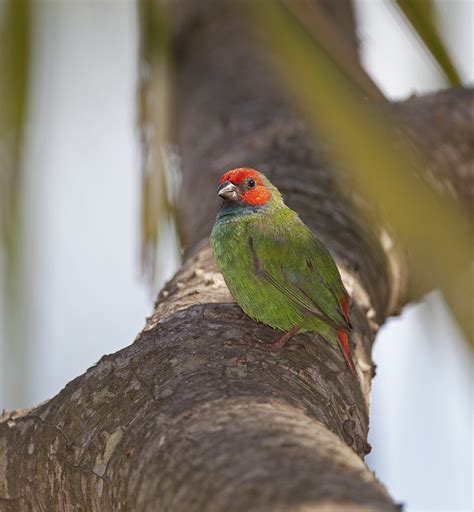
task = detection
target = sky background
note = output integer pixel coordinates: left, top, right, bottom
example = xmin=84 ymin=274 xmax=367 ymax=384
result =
xmin=0 ymin=1 xmax=472 ymax=511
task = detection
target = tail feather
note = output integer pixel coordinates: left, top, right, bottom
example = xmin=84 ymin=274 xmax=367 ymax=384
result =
xmin=341 ymin=296 xmax=353 ymax=329
xmin=337 ymin=329 xmax=356 ymax=375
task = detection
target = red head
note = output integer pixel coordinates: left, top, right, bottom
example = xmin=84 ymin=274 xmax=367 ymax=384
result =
xmin=217 ymin=168 xmax=271 ymax=206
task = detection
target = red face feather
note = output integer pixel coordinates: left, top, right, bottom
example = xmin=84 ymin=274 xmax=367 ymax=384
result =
xmin=218 ymin=168 xmax=271 ymax=206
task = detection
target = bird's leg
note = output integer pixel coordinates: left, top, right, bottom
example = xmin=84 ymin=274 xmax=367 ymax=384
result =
xmin=239 ymin=326 xmax=301 ymax=352
xmin=263 ymin=325 xmax=301 ymax=352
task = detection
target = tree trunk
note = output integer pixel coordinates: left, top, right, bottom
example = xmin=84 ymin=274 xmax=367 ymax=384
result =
xmin=1 ymin=2 xmax=471 ymax=510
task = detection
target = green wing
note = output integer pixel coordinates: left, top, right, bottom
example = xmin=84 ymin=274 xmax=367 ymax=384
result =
xmin=249 ymin=212 xmax=350 ymax=332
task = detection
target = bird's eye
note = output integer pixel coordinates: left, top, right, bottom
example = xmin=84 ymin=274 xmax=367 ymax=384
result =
xmin=247 ymin=179 xmax=256 ymax=188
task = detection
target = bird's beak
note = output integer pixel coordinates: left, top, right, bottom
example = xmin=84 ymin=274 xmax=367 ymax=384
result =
xmin=217 ymin=180 xmax=239 ymax=201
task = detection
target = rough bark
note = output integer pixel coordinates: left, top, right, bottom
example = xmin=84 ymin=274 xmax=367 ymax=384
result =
xmin=0 ymin=1 xmax=472 ymax=511
xmin=393 ymin=87 xmax=474 ymax=214
xmin=390 ymin=88 xmax=474 ymax=308
xmin=0 ymin=247 xmax=388 ymax=512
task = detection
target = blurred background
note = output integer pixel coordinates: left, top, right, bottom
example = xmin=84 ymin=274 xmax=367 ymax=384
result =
xmin=0 ymin=1 xmax=472 ymax=511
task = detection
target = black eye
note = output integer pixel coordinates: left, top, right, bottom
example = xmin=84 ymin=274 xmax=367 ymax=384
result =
xmin=247 ymin=179 xmax=256 ymax=188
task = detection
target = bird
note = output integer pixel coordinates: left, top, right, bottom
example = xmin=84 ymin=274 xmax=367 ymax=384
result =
xmin=210 ymin=167 xmax=356 ymax=374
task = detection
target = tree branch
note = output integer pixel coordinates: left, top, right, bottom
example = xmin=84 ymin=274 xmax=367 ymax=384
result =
xmin=393 ymin=87 xmax=474 ymax=214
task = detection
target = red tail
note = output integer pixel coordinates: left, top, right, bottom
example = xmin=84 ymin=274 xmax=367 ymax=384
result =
xmin=338 ymin=297 xmax=356 ymax=374
xmin=337 ymin=330 xmax=356 ymax=374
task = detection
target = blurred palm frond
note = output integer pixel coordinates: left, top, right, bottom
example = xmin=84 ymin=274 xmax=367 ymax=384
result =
xmin=0 ymin=0 xmax=31 ymax=406
xmin=281 ymin=0 xmax=385 ymax=100
xmin=394 ymin=0 xmax=462 ymax=86
xmin=246 ymin=0 xmax=472 ymax=342
xmin=0 ymin=0 xmax=30 ymax=261
xmin=137 ymin=0 xmax=176 ymax=284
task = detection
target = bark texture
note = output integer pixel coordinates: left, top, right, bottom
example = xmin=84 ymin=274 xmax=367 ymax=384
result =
xmin=393 ymin=88 xmax=474 ymax=208
xmin=0 ymin=1 xmax=472 ymax=511
xmin=391 ymin=87 xmax=474 ymax=308
xmin=393 ymin=87 xmax=474 ymax=213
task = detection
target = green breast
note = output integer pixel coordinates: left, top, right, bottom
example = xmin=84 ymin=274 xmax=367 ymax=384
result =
xmin=210 ymin=208 xmax=334 ymax=341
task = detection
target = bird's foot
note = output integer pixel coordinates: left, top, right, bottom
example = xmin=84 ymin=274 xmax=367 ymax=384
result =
xmin=259 ymin=326 xmax=301 ymax=352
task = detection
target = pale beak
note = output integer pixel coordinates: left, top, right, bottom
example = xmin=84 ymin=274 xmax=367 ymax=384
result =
xmin=217 ymin=180 xmax=239 ymax=201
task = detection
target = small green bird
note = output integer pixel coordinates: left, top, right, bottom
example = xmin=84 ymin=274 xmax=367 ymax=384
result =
xmin=210 ymin=167 xmax=356 ymax=373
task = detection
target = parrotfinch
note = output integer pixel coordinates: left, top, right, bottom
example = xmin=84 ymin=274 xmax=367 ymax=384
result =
xmin=210 ymin=168 xmax=356 ymax=374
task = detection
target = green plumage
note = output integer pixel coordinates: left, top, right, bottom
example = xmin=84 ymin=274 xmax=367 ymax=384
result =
xmin=210 ymin=172 xmax=350 ymax=353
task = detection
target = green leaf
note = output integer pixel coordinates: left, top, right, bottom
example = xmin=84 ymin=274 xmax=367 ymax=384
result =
xmin=395 ymin=0 xmax=462 ymax=86
xmin=281 ymin=0 xmax=385 ymax=100
xmin=0 ymin=0 xmax=32 ymax=406
xmin=137 ymin=0 xmax=179 ymax=284
xmin=0 ymin=0 xmax=30 ymax=257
